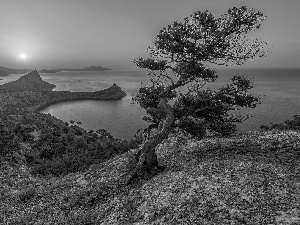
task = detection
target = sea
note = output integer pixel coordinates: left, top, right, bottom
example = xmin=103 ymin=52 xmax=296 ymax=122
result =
xmin=1 ymin=68 xmax=300 ymax=140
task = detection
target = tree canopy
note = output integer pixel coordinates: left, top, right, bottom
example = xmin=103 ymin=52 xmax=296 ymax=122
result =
xmin=126 ymin=6 xmax=269 ymax=185
xmin=133 ymin=6 xmax=268 ymax=138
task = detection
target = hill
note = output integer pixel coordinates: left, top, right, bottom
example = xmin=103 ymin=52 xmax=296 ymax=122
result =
xmin=1 ymin=130 xmax=300 ymax=224
xmin=0 ymin=69 xmax=56 ymax=91
xmin=54 ymin=66 xmax=111 ymax=72
xmin=80 ymin=66 xmax=111 ymax=71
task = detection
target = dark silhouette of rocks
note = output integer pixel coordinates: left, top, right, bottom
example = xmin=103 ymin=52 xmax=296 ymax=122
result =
xmin=81 ymin=66 xmax=111 ymax=71
xmin=0 ymin=69 xmax=56 ymax=91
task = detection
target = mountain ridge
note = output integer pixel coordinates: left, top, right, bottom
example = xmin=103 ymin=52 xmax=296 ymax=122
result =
xmin=0 ymin=65 xmax=111 ymax=75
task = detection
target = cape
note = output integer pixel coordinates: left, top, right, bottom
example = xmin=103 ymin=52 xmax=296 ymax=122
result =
xmin=0 ymin=69 xmax=56 ymax=91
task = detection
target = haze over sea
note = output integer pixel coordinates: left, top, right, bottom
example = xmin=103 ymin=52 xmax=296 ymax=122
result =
xmin=2 ymin=68 xmax=300 ymax=140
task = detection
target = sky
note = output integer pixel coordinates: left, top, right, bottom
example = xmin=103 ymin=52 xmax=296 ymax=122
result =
xmin=0 ymin=0 xmax=300 ymax=70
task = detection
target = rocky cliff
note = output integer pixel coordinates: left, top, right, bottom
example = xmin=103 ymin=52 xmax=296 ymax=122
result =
xmin=0 ymin=69 xmax=56 ymax=91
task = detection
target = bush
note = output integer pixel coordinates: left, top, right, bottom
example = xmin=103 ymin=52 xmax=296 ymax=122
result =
xmin=260 ymin=115 xmax=300 ymax=131
xmin=0 ymin=122 xmax=20 ymax=162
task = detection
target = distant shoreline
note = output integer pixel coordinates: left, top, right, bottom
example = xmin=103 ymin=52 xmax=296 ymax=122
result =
xmin=33 ymin=82 xmax=127 ymax=112
xmin=0 ymin=66 xmax=112 ymax=75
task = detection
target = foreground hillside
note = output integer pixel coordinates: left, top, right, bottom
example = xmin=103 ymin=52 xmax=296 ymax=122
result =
xmin=1 ymin=130 xmax=300 ymax=224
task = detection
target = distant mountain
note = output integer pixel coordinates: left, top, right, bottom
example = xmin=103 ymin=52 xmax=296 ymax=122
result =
xmin=0 ymin=69 xmax=56 ymax=91
xmin=37 ymin=69 xmax=58 ymax=73
xmin=81 ymin=66 xmax=111 ymax=71
xmin=0 ymin=65 xmax=111 ymax=75
xmin=0 ymin=66 xmax=32 ymax=75
xmin=55 ymin=66 xmax=111 ymax=72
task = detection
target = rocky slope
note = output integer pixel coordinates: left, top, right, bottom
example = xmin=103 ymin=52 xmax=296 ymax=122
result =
xmin=1 ymin=130 xmax=300 ymax=224
xmin=0 ymin=69 xmax=56 ymax=91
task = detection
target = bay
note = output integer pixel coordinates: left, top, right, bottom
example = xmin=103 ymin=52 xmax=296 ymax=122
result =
xmin=2 ymin=69 xmax=300 ymax=140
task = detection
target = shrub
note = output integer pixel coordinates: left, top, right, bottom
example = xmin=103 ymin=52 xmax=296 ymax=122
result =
xmin=260 ymin=115 xmax=300 ymax=131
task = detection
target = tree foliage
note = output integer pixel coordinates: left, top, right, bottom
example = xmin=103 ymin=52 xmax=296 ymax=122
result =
xmin=260 ymin=115 xmax=300 ymax=131
xmin=0 ymin=122 xmax=20 ymax=161
xmin=126 ymin=6 xmax=269 ymax=185
xmin=133 ymin=6 xmax=268 ymax=138
xmin=0 ymin=113 xmax=142 ymax=176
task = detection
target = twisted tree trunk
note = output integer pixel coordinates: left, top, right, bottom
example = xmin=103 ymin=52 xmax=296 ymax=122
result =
xmin=126 ymin=98 xmax=175 ymax=185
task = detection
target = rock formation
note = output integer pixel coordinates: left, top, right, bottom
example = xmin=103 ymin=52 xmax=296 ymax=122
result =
xmin=100 ymin=83 xmax=127 ymax=99
xmin=81 ymin=66 xmax=111 ymax=71
xmin=0 ymin=69 xmax=56 ymax=91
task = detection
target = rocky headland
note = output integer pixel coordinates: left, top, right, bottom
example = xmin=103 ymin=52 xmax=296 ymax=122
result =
xmin=0 ymin=70 xmax=126 ymax=114
xmin=0 ymin=69 xmax=55 ymax=92
xmin=35 ymin=83 xmax=127 ymax=111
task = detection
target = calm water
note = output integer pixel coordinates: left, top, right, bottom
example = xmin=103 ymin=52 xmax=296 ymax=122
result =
xmin=2 ymin=69 xmax=300 ymax=140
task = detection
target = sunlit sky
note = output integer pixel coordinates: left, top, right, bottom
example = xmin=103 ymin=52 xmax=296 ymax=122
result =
xmin=1 ymin=0 xmax=300 ymax=70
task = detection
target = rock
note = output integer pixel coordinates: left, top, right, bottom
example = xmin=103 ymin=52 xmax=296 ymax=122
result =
xmin=0 ymin=69 xmax=56 ymax=91
xmin=100 ymin=83 xmax=127 ymax=99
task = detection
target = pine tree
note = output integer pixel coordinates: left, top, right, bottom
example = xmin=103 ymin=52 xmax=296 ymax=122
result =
xmin=126 ymin=6 xmax=269 ymax=185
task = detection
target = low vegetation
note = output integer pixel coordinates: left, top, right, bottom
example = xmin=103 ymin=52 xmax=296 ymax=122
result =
xmin=1 ymin=129 xmax=300 ymax=224
xmin=1 ymin=113 xmax=142 ymax=177
xmin=261 ymin=115 xmax=300 ymax=131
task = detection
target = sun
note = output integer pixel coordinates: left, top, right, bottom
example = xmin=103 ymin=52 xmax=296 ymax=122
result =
xmin=20 ymin=53 xmax=26 ymax=59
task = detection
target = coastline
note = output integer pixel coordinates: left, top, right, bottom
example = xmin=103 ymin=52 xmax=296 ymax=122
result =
xmin=35 ymin=95 xmax=125 ymax=112
xmin=0 ymin=82 xmax=127 ymax=115
xmin=34 ymin=83 xmax=127 ymax=111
